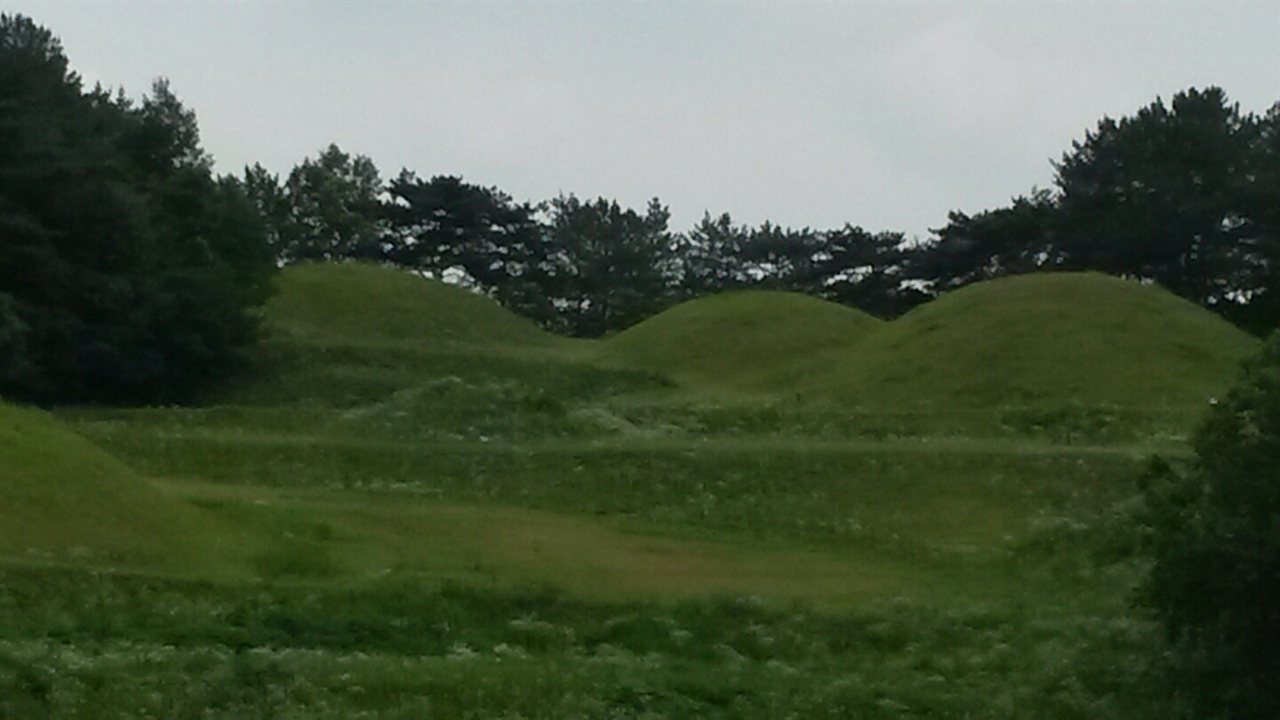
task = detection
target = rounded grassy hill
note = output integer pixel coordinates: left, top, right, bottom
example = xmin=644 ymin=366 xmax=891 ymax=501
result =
xmin=605 ymin=290 xmax=883 ymax=394
xmin=240 ymin=263 xmax=583 ymax=408
xmin=0 ymin=401 xmax=226 ymax=574
xmin=266 ymin=262 xmax=558 ymax=348
xmin=805 ymin=272 xmax=1258 ymax=413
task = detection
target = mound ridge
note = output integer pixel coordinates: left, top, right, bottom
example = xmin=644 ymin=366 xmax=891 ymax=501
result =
xmin=807 ymin=272 xmax=1258 ymax=411
xmin=267 ymin=262 xmax=557 ymax=348
xmin=0 ymin=402 xmax=223 ymax=572
xmin=605 ymin=290 xmax=883 ymax=393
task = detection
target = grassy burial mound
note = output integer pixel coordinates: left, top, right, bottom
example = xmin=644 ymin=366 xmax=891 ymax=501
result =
xmin=0 ymin=401 xmax=226 ymax=574
xmin=235 ymin=262 xmax=669 ymax=437
xmin=803 ymin=273 xmax=1258 ymax=435
xmin=243 ymin=262 xmax=585 ymax=409
xmin=605 ymin=290 xmax=883 ymax=394
xmin=266 ymin=261 xmax=557 ymax=349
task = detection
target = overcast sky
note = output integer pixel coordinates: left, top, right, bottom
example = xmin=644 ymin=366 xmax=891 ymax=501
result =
xmin=13 ymin=1 xmax=1280 ymax=240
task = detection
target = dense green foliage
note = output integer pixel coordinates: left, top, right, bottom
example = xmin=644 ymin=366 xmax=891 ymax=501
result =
xmin=538 ymin=194 xmax=676 ymax=337
xmin=382 ymin=175 xmax=680 ymax=337
xmin=923 ymin=88 xmax=1279 ymax=335
xmin=1139 ymin=332 xmax=1280 ymax=718
xmin=0 ymin=14 xmax=275 ymax=404
xmin=383 ymin=172 xmax=555 ymax=324
xmin=246 ymin=144 xmax=385 ymax=264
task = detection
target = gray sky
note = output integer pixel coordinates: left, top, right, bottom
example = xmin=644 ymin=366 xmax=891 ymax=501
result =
xmin=13 ymin=1 xmax=1280 ymax=240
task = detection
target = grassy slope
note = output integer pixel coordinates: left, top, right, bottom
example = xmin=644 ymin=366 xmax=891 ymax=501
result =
xmin=24 ymin=268 xmax=1256 ymax=596
xmin=255 ymin=266 xmax=1258 ymax=421
xmin=234 ymin=263 xmax=664 ymax=417
xmin=0 ymin=401 xmax=230 ymax=575
xmin=94 ymin=431 xmax=1140 ymax=601
xmin=266 ymin=261 xmax=556 ymax=348
xmin=802 ymin=273 xmax=1257 ymax=426
xmin=51 ymin=265 xmax=1157 ymax=603
xmin=9 ymin=266 xmax=1205 ymax=717
xmin=604 ymin=290 xmax=883 ymax=394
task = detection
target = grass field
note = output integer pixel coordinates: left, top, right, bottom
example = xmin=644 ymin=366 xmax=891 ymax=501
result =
xmin=2 ymin=263 xmax=1257 ymax=717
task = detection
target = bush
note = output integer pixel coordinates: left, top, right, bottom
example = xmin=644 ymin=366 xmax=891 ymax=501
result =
xmin=1138 ymin=331 xmax=1280 ymax=718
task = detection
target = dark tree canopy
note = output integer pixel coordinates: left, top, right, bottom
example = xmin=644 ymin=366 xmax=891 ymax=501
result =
xmin=673 ymin=212 xmax=752 ymax=296
xmin=909 ymin=190 xmax=1057 ymax=292
xmin=0 ymin=14 xmax=275 ymax=404
xmin=910 ymin=88 xmax=1278 ymax=334
xmin=669 ymin=214 xmax=926 ymax=316
xmin=244 ymin=144 xmax=384 ymax=264
xmin=1054 ymin=88 xmax=1268 ymax=314
xmin=815 ymin=225 xmax=927 ymax=318
xmin=541 ymin=195 xmax=676 ymax=337
xmin=383 ymin=172 xmax=558 ymax=326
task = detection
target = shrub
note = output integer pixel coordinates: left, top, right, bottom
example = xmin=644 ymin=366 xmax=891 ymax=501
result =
xmin=1138 ymin=331 xmax=1280 ymax=718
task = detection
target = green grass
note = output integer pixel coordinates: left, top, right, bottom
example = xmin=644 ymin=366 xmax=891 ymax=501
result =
xmin=265 ymin=262 xmax=558 ymax=349
xmin=147 ymin=480 xmax=908 ymax=605
xmin=5 ymin=265 xmax=1251 ymax=717
xmin=604 ymin=289 xmax=883 ymax=394
xmin=226 ymin=266 xmax=1256 ymax=442
xmin=0 ymin=401 xmax=233 ymax=576
xmin=805 ymin=272 xmax=1257 ymax=412
xmin=64 ymin=414 xmax=1151 ymax=611
xmin=0 ymin=565 xmax=1167 ymax=719
xmin=232 ymin=263 xmax=659 ymax=414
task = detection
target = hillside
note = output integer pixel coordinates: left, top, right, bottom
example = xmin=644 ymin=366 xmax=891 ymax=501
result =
xmin=0 ymin=401 xmax=225 ymax=574
xmin=266 ymin=262 xmax=559 ymax=349
xmin=17 ymin=265 xmax=1253 ymax=718
xmin=239 ymin=263 xmax=605 ymax=409
xmin=241 ymin=268 xmax=1260 ymax=440
xmin=605 ymin=290 xmax=883 ymax=394
xmin=805 ymin=272 xmax=1258 ymax=413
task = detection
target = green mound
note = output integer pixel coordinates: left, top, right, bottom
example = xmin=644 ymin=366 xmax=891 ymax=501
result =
xmin=605 ymin=290 xmax=883 ymax=393
xmin=226 ymin=267 xmax=1257 ymax=441
xmin=0 ymin=401 xmax=223 ymax=573
xmin=242 ymin=263 xmax=592 ymax=408
xmin=811 ymin=273 xmax=1257 ymax=414
xmin=267 ymin=262 xmax=557 ymax=349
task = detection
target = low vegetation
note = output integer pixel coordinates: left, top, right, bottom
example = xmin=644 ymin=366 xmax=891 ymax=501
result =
xmin=0 ymin=401 xmax=232 ymax=577
xmin=0 ymin=264 xmax=1261 ymax=717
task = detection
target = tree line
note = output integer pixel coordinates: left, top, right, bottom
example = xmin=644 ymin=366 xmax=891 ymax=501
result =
xmin=245 ymin=149 xmax=924 ymax=339
xmin=925 ymin=87 xmax=1279 ymax=336
xmin=0 ymin=14 xmax=273 ymax=405
xmin=249 ymin=89 xmax=1278 ymax=338
xmin=1 ymin=12 xmax=1277 ymax=406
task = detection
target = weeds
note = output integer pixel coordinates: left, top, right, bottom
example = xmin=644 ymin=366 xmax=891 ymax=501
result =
xmin=0 ymin=567 xmax=1166 ymax=719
